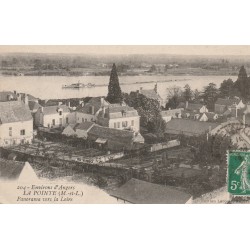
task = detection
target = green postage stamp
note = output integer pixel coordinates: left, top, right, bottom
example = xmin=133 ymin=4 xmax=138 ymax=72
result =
xmin=228 ymin=151 xmax=250 ymax=195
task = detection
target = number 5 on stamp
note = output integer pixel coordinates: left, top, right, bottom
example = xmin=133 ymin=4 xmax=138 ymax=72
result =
xmin=228 ymin=151 xmax=250 ymax=195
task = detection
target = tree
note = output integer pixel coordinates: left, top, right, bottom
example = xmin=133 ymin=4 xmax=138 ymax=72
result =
xmin=165 ymin=85 xmax=183 ymax=109
xmin=193 ymin=89 xmax=200 ymax=102
xmin=202 ymin=83 xmax=218 ymax=111
xmin=123 ymin=92 xmax=166 ymax=135
xmin=219 ymin=78 xmax=234 ymax=98
xmin=106 ymin=63 xmax=123 ymax=104
xmin=235 ymin=66 xmax=249 ymax=98
xmin=182 ymin=84 xmax=193 ymax=102
xmin=149 ymin=64 xmax=157 ymax=72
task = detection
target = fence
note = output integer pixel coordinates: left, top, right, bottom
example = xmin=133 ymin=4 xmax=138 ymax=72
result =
xmin=150 ymin=139 xmax=180 ymax=152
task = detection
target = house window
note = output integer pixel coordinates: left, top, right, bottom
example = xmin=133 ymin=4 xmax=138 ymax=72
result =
xmin=122 ymin=121 xmax=128 ymax=127
xmin=59 ymin=111 xmax=62 ymax=115
xmin=52 ymin=119 xmax=55 ymax=125
xmin=66 ymin=117 xmax=69 ymax=124
xmin=114 ymin=122 xmax=117 ymax=129
xmin=59 ymin=118 xmax=63 ymax=126
xmin=85 ymin=119 xmax=87 ymax=122
xmin=117 ymin=122 xmax=120 ymax=128
xmin=9 ymin=127 xmax=12 ymax=137
xmin=82 ymin=118 xmax=84 ymax=122
xmin=131 ymin=120 xmax=134 ymax=126
xmin=20 ymin=129 xmax=25 ymax=135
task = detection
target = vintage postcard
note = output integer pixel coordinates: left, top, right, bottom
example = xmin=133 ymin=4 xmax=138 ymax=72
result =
xmin=1 ymin=45 xmax=250 ymax=204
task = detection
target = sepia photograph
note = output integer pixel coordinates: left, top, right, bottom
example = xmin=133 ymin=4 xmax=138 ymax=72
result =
xmin=1 ymin=45 xmax=250 ymax=204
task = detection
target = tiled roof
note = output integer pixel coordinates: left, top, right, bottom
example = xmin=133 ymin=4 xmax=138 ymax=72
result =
xmin=186 ymin=103 xmax=204 ymax=111
xmin=140 ymin=89 xmax=162 ymax=100
xmin=98 ymin=105 xmax=139 ymax=119
xmin=165 ymin=119 xmax=219 ymax=136
xmin=161 ymin=108 xmax=183 ymax=117
xmin=75 ymin=122 xmax=95 ymax=131
xmin=88 ymin=125 xmax=134 ymax=143
xmin=0 ymin=159 xmax=25 ymax=180
xmin=0 ymin=101 xmax=32 ymax=124
xmin=0 ymin=91 xmax=17 ymax=102
xmin=76 ymin=97 xmax=109 ymax=114
xmin=41 ymin=105 xmax=70 ymax=115
xmin=215 ymin=98 xmax=241 ymax=106
xmin=110 ymin=178 xmax=192 ymax=204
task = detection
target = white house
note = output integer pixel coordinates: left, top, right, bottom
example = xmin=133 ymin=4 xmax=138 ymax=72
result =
xmin=199 ymin=112 xmax=219 ymax=122
xmin=96 ymin=103 xmax=140 ymax=132
xmin=0 ymin=101 xmax=33 ymax=147
xmin=75 ymin=97 xmax=109 ymax=123
xmin=161 ymin=108 xmax=183 ymax=123
xmin=34 ymin=105 xmax=74 ymax=128
xmin=215 ymin=97 xmax=245 ymax=114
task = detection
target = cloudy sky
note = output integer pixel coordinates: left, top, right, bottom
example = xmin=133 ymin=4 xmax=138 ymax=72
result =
xmin=0 ymin=45 xmax=250 ymax=56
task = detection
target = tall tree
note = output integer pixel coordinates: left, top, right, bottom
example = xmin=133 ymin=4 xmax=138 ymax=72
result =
xmin=235 ymin=66 xmax=248 ymax=98
xmin=182 ymin=84 xmax=193 ymax=102
xmin=202 ymin=83 xmax=218 ymax=111
xmin=106 ymin=63 xmax=122 ymax=103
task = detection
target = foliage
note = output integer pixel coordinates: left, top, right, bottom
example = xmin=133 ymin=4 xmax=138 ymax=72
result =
xmin=219 ymin=78 xmax=234 ymax=98
xmin=235 ymin=65 xmax=249 ymax=98
xmin=192 ymin=134 xmax=235 ymax=167
xmin=106 ymin=63 xmax=123 ymax=104
xmin=165 ymin=85 xmax=183 ymax=109
xmin=202 ymin=83 xmax=219 ymax=111
xmin=123 ymin=92 xmax=166 ymax=135
xmin=182 ymin=84 xmax=193 ymax=101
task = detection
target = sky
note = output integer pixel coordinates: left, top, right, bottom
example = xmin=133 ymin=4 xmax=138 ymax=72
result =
xmin=0 ymin=45 xmax=250 ymax=56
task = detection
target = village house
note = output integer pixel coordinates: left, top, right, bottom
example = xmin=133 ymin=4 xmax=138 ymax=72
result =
xmin=0 ymin=91 xmax=18 ymax=102
xmin=34 ymin=104 xmax=74 ymax=128
xmin=0 ymin=101 xmax=33 ymax=147
xmin=138 ymin=84 xmax=164 ymax=107
xmin=161 ymin=108 xmax=183 ymax=123
xmin=75 ymin=97 xmax=110 ymax=123
xmin=62 ymin=121 xmax=95 ymax=139
xmin=214 ymin=97 xmax=245 ymax=114
xmin=110 ymin=178 xmax=192 ymax=204
xmin=87 ymin=125 xmax=144 ymax=151
xmin=199 ymin=112 xmax=219 ymax=122
xmin=178 ymin=101 xmax=208 ymax=113
xmin=97 ymin=103 xmax=140 ymax=132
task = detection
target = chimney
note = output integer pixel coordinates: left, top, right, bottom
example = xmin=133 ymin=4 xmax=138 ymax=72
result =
xmin=17 ymin=93 xmax=21 ymax=102
xmin=58 ymin=101 xmax=62 ymax=106
xmin=185 ymin=101 xmax=188 ymax=109
xmin=13 ymin=90 xmax=17 ymax=95
xmin=68 ymin=101 xmax=71 ymax=108
xmin=139 ymin=87 xmax=143 ymax=93
xmin=41 ymin=107 xmax=44 ymax=113
xmin=24 ymin=94 xmax=28 ymax=106
xmin=101 ymin=97 xmax=104 ymax=106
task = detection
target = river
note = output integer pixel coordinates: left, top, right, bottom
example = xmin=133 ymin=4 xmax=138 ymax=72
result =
xmin=0 ymin=75 xmax=237 ymax=101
